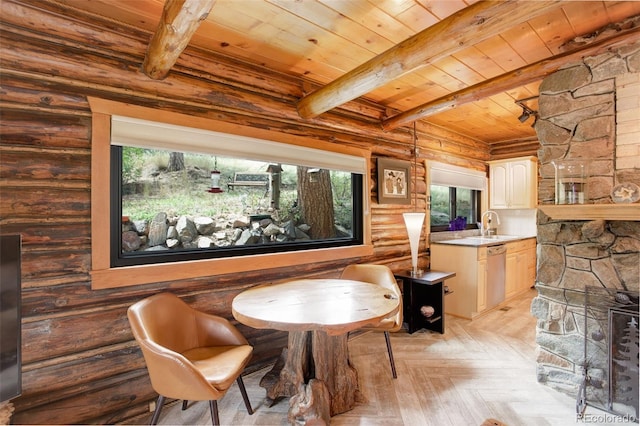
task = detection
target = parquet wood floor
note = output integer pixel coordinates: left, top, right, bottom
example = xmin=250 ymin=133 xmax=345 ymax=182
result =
xmin=153 ymin=289 xmax=632 ymax=425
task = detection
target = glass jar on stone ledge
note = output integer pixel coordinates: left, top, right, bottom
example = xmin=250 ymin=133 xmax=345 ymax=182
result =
xmin=553 ymin=160 xmax=589 ymax=205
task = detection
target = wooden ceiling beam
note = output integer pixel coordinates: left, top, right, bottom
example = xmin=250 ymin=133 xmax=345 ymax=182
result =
xmin=142 ymin=0 xmax=216 ymax=80
xmin=296 ymin=1 xmax=562 ymax=119
xmin=382 ymin=20 xmax=640 ymax=131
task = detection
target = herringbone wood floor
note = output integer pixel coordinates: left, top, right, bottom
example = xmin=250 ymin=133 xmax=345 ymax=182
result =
xmin=150 ymin=289 xmax=630 ymax=426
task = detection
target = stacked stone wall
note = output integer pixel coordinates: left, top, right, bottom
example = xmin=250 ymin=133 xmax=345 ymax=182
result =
xmin=533 ymin=218 xmax=639 ymax=396
xmin=535 ymin=43 xmax=640 ymax=203
xmin=532 ymin=42 xmax=640 ymax=400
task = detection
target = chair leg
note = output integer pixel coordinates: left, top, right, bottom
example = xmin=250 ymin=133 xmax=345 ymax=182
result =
xmin=209 ymin=400 xmax=219 ymax=426
xmin=236 ymin=376 xmax=254 ymax=415
xmin=181 ymin=400 xmax=188 ymax=410
xmin=384 ymin=331 xmax=398 ymax=379
xmin=150 ymin=395 xmax=165 ymax=425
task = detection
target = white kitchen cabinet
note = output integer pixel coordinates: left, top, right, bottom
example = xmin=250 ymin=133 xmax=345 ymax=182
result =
xmin=476 ymin=256 xmax=488 ymax=313
xmin=488 ymin=156 xmax=537 ymax=209
xmin=524 ymin=241 xmax=537 ymax=292
xmin=505 ymin=251 xmax=518 ymax=299
xmin=505 ymin=238 xmax=536 ymax=300
xmin=431 ymin=237 xmax=536 ymax=318
xmin=431 ymin=244 xmax=487 ymax=319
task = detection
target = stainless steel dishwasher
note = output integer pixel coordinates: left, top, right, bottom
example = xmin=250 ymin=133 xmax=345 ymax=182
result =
xmin=486 ymin=244 xmax=506 ymax=310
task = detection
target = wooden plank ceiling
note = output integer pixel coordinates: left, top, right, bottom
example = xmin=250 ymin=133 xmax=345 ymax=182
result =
xmin=55 ymin=0 xmax=640 ymax=146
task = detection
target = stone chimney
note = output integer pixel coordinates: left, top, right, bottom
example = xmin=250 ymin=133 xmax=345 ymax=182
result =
xmin=532 ymin=41 xmax=639 ymax=418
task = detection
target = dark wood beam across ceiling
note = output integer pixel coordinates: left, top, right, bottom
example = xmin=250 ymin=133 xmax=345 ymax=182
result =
xmin=295 ymin=1 xmax=562 ymax=120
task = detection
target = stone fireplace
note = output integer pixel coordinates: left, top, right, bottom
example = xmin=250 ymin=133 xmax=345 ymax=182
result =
xmin=532 ymin=41 xmax=639 ymax=420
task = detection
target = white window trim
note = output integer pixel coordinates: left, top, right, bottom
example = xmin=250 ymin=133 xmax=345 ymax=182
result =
xmin=429 ymin=161 xmax=486 ymax=190
xmin=112 ymin=116 xmax=367 ymax=174
xmin=88 ymin=98 xmax=373 ymax=290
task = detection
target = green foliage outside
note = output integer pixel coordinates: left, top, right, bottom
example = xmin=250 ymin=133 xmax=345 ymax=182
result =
xmin=430 ymin=185 xmax=476 ymax=227
xmin=122 ymin=147 xmax=145 ymax=184
xmin=430 ymin=185 xmax=451 ymax=226
xmin=121 ymin=148 xmax=353 ymax=230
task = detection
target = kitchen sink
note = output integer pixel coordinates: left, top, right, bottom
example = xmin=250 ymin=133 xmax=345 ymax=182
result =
xmin=459 ymin=235 xmax=523 ymax=243
xmin=432 ymin=234 xmax=532 ymax=247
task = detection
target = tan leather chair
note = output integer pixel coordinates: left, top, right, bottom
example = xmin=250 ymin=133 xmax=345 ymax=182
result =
xmin=127 ymin=293 xmax=254 ymax=425
xmin=340 ymin=264 xmax=403 ymax=378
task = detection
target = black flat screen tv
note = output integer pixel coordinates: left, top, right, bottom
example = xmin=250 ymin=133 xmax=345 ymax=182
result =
xmin=0 ymin=234 xmax=22 ymax=402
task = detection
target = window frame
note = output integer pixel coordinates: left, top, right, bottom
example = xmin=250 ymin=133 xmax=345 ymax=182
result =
xmin=89 ymin=98 xmax=373 ymax=289
xmin=111 ymin=145 xmax=365 ymax=266
xmin=429 ymin=185 xmax=482 ymax=232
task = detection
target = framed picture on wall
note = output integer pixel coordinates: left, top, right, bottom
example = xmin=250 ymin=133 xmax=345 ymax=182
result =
xmin=377 ymin=158 xmax=411 ymax=204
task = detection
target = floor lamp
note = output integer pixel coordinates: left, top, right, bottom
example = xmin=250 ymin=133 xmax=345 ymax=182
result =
xmin=403 ymin=123 xmax=425 ymax=277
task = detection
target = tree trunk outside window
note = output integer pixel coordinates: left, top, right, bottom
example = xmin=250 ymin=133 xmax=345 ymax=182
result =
xmin=297 ymin=167 xmax=335 ymax=239
xmin=167 ymin=152 xmax=184 ymax=172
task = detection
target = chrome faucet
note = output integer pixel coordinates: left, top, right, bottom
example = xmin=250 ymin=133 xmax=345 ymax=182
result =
xmin=481 ymin=210 xmax=501 ymax=236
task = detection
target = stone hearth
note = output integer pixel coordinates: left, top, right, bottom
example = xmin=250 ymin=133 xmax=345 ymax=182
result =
xmin=532 ymin=218 xmax=639 ymax=402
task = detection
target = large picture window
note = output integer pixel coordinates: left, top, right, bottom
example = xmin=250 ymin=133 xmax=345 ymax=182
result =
xmin=88 ymin=99 xmax=373 ymax=289
xmin=112 ymin=145 xmax=363 ymax=267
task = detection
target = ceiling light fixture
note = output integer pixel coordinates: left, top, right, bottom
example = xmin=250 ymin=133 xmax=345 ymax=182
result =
xmin=518 ymin=108 xmax=531 ymax=123
xmin=515 ymin=96 xmax=539 ymax=126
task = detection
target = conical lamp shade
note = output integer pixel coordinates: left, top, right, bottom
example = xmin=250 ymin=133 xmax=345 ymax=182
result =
xmin=403 ymin=212 xmax=425 ymax=276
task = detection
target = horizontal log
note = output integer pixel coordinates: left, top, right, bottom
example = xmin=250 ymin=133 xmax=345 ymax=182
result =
xmin=0 ymin=178 xmax=90 ymax=191
xmin=371 ymin=245 xmax=413 ymax=258
xmin=0 ymin=19 xmax=483 ymax=154
xmin=0 ymin=150 xmax=90 ymax=181
xmin=93 ymin=401 xmax=155 ymax=426
xmin=2 ymin=0 xmax=392 ymax=125
xmin=20 ymin=249 xmax=91 ymax=282
xmin=0 ymin=109 xmax=91 ymax=149
xmin=21 ymin=305 xmax=132 ymax=364
xmin=0 ymin=0 xmax=150 ymax=60
xmin=21 ymin=274 xmax=92 ymax=289
xmin=491 ymin=149 xmax=539 ymax=160
xmin=20 ymin=263 xmax=348 ymax=316
xmin=12 ymin=370 xmax=153 ymax=425
xmin=0 ymin=222 xmax=90 ymax=249
xmin=21 ymin=342 xmax=143 ymax=395
xmin=415 ymin=120 xmax=488 ymax=152
xmin=9 ymin=0 xmax=384 ymax=128
xmin=0 ymin=74 xmax=90 ymax=111
xmin=0 ymin=186 xmax=89 ymax=218
xmin=424 ymin=152 xmax=488 ymax=173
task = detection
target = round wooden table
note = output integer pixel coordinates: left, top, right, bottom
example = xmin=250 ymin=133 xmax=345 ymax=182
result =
xmin=232 ymin=278 xmax=400 ymax=424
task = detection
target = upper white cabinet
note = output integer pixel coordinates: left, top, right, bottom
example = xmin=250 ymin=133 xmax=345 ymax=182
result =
xmin=488 ymin=156 xmax=537 ymax=209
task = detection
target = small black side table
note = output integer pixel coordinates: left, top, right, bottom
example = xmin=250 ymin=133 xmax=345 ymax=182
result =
xmin=394 ymin=270 xmax=456 ymax=334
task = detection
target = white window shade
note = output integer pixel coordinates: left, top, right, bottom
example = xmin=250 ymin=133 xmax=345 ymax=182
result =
xmin=430 ymin=161 xmax=486 ymax=190
xmin=111 ymin=116 xmax=366 ymax=174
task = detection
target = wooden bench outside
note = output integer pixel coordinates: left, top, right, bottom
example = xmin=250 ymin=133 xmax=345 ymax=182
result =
xmin=227 ymin=173 xmax=270 ymax=194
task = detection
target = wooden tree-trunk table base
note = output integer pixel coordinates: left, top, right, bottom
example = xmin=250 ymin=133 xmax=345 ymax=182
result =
xmin=233 ymin=279 xmax=398 ymax=424
xmin=259 ymin=330 xmax=363 ymax=425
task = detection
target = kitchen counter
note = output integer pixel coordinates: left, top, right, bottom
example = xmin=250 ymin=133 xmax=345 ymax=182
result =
xmin=430 ymin=235 xmax=537 ymax=320
xmin=431 ymin=235 xmax=535 ymax=247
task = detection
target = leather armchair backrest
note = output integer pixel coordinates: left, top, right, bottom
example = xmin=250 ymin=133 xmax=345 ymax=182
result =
xmin=341 ymin=264 xmax=399 ymax=294
xmin=128 ymin=292 xmax=200 ymax=354
xmin=340 ymin=264 xmax=403 ymax=329
xmin=127 ymin=293 xmax=222 ymax=399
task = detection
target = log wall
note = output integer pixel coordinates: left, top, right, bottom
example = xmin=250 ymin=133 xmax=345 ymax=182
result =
xmin=0 ymin=1 xmax=529 ymax=423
